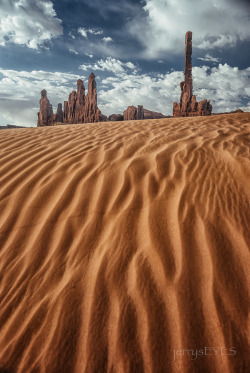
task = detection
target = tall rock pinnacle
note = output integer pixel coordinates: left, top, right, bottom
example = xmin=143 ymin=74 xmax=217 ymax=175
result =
xmin=37 ymin=90 xmax=53 ymax=126
xmin=84 ymin=73 xmax=101 ymax=123
xmin=181 ymin=31 xmax=193 ymax=112
xmin=173 ymin=32 xmax=212 ymax=117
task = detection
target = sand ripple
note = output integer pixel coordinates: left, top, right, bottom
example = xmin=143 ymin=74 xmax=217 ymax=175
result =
xmin=0 ymin=113 xmax=250 ymax=372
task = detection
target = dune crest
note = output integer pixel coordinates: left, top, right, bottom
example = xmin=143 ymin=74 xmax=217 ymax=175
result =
xmin=0 ymin=113 xmax=250 ymax=373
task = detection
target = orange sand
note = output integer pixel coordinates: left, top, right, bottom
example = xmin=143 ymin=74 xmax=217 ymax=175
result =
xmin=0 ymin=113 xmax=249 ymax=373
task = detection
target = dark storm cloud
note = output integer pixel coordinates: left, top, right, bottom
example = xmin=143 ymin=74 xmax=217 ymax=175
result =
xmin=229 ymin=0 xmax=250 ymax=9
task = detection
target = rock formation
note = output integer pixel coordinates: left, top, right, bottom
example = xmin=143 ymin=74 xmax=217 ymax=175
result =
xmin=108 ymin=114 xmax=123 ymax=121
xmin=137 ymin=105 xmax=144 ymax=120
xmin=63 ymin=101 xmax=68 ymax=123
xmin=62 ymin=79 xmax=85 ymax=124
xmin=37 ymin=90 xmax=54 ymax=126
xmin=143 ymin=109 xmax=169 ymax=119
xmin=108 ymin=107 xmax=168 ymax=122
xmin=123 ymin=105 xmax=144 ymax=121
xmin=173 ymin=32 xmax=212 ymax=117
xmin=53 ymin=103 xmax=63 ymax=123
xmin=37 ymin=73 xmax=104 ymax=126
xmin=68 ymin=90 xmax=77 ymax=123
xmin=84 ymin=73 xmax=101 ymax=123
xmin=123 ymin=105 xmax=136 ymax=121
xmin=75 ymin=79 xmax=85 ymax=123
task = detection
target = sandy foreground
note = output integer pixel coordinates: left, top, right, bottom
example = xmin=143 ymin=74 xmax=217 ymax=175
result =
xmin=0 ymin=113 xmax=249 ymax=373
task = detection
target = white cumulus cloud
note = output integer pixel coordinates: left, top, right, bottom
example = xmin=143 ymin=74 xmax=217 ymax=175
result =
xmin=78 ymin=27 xmax=104 ymax=38
xmin=127 ymin=0 xmax=250 ymax=58
xmin=85 ymin=53 xmax=94 ymax=58
xmin=0 ymin=0 xmax=63 ymax=49
xmin=97 ymin=64 xmax=250 ymax=116
xmin=198 ymin=54 xmax=220 ymax=63
xmin=0 ymin=64 xmax=249 ymax=126
xmin=78 ymin=28 xmax=88 ymax=38
xmin=69 ymin=48 xmax=79 ymax=55
xmin=88 ymin=28 xmax=103 ymax=35
xmin=79 ymin=57 xmax=137 ymax=75
xmin=103 ymin=37 xmax=113 ymax=43
xmin=0 ymin=69 xmax=85 ymax=126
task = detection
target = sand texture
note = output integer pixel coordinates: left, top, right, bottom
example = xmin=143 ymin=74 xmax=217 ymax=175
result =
xmin=0 ymin=113 xmax=250 ymax=373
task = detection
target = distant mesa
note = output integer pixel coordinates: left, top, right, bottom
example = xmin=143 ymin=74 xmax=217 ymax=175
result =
xmin=37 ymin=73 xmax=107 ymax=127
xmin=0 ymin=124 xmax=27 ymax=130
xmin=123 ymin=105 xmax=144 ymax=120
xmin=108 ymin=106 xmax=169 ymax=122
xmin=173 ymin=31 xmax=212 ymax=117
xmin=212 ymin=108 xmax=244 ymax=115
xmin=143 ymin=108 xmax=170 ymax=119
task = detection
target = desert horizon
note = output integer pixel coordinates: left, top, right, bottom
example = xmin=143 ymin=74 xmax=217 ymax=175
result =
xmin=0 ymin=112 xmax=249 ymax=372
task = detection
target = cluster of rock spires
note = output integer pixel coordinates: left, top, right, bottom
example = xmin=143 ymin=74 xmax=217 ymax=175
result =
xmin=173 ymin=31 xmax=212 ymax=117
xmin=38 ymin=82 xmax=164 ymax=125
xmin=37 ymin=73 xmax=105 ymax=126
xmin=38 ymin=32 xmax=212 ymax=126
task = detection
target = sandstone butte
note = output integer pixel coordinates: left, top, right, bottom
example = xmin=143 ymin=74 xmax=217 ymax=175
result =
xmin=173 ymin=31 xmax=212 ymax=117
xmin=123 ymin=105 xmax=144 ymax=121
xmin=107 ymin=108 xmax=169 ymax=121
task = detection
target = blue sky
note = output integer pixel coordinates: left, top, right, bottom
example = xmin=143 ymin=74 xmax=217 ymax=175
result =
xmin=0 ymin=0 xmax=250 ymax=126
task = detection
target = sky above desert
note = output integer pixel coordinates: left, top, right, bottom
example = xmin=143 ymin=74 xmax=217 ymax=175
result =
xmin=0 ymin=0 xmax=250 ymax=126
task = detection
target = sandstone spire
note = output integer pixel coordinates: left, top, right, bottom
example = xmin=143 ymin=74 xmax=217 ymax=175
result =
xmin=62 ymin=79 xmax=85 ymax=123
xmin=84 ymin=73 xmax=101 ymax=123
xmin=37 ymin=90 xmax=54 ymax=126
xmin=173 ymin=32 xmax=212 ymax=117
xmin=181 ymin=31 xmax=193 ymax=113
xmin=75 ymin=79 xmax=85 ymax=123
xmin=55 ymin=103 xmax=63 ymax=123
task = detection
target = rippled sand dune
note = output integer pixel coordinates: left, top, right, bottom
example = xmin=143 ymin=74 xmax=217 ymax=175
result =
xmin=0 ymin=113 xmax=250 ymax=373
